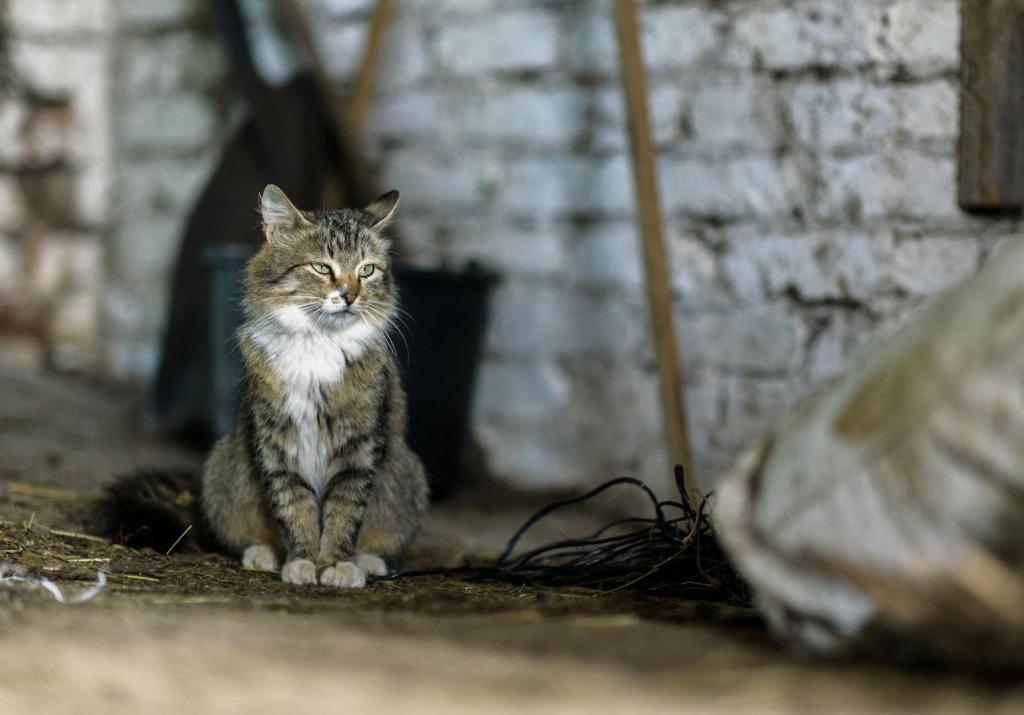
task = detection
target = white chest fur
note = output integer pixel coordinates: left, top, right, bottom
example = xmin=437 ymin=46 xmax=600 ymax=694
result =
xmin=250 ymin=309 xmax=378 ymax=493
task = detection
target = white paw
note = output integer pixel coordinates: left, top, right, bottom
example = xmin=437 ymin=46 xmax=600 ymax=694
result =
xmin=355 ymin=553 xmax=389 ymax=577
xmin=319 ymin=561 xmax=366 ymax=588
xmin=241 ymin=544 xmax=279 ymax=572
xmin=281 ymin=558 xmax=318 ymax=585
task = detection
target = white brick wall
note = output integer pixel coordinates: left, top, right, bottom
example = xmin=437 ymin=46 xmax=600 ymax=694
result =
xmin=7 ymin=0 xmax=1016 ymax=495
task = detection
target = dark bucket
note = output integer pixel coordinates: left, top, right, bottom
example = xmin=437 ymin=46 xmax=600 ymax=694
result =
xmin=201 ymin=245 xmax=494 ymax=499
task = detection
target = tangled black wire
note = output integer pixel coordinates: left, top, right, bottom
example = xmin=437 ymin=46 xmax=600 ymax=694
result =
xmin=388 ymin=465 xmax=751 ymax=607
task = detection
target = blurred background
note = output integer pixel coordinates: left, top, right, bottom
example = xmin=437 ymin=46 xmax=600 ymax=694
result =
xmin=0 ymin=0 xmax=1007 ymax=497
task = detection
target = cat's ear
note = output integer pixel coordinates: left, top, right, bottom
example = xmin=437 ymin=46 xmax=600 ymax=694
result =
xmin=363 ymin=190 xmax=399 ymax=230
xmin=259 ymin=184 xmax=309 ymax=243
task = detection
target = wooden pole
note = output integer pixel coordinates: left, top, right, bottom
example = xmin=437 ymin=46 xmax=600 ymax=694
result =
xmin=612 ymin=0 xmax=696 ymax=483
xmin=280 ymin=0 xmax=394 ymax=207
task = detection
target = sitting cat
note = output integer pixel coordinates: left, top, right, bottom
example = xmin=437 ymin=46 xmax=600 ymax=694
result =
xmin=97 ymin=185 xmax=429 ymax=588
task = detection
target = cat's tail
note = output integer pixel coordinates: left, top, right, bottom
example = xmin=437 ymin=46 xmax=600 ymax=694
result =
xmin=92 ymin=469 xmax=213 ymax=554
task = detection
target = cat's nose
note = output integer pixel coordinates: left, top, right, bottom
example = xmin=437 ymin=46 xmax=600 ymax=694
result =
xmin=329 ymin=291 xmax=355 ymax=306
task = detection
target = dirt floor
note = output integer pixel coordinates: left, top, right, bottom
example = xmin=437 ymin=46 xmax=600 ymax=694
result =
xmin=1 ymin=362 xmax=1023 ymax=714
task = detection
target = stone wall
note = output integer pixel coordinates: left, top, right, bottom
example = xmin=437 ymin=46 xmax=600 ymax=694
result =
xmin=1 ymin=0 xmax=1018 ymax=495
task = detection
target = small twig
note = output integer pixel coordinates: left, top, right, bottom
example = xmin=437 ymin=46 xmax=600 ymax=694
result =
xmin=107 ymin=573 xmax=160 ymax=583
xmin=165 ymin=524 xmax=193 ymax=555
xmin=6 ymin=482 xmax=101 ymax=502
xmin=48 ymin=528 xmax=109 ymax=543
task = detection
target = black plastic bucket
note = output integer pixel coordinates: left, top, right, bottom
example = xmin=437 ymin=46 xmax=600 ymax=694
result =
xmin=201 ymin=245 xmax=493 ymax=499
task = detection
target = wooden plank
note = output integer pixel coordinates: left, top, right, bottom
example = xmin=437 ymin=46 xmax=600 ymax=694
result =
xmin=959 ymin=0 xmax=1024 ymax=211
xmin=612 ymin=0 xmax=696 ymax=483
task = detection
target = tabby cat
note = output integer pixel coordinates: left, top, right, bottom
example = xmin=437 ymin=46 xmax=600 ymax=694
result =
xmin=97 ymin=185 xmax=429 ymax=588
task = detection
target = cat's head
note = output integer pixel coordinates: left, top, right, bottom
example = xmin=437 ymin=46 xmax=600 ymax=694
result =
xmin=243 ymin=185 xmax=399 ymax=337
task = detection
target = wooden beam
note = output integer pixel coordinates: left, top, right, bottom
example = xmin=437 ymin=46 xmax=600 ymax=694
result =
xmin=613 ymin=0 xmax=696 ymax=483
xmin=959 ymin=0 xmax=1024 ymax=211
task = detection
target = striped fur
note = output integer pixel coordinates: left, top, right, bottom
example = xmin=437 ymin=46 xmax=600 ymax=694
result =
xmin=201 ymin=186 xmax=428 ymax=587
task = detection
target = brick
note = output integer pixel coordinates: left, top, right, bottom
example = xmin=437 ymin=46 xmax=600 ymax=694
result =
xmin=735 ymin=2 xmax=884 ymax=70
xmin=444 ymin=220 xmax=567 ymax=276
xmin=0 ymin=235 xmax=22 ymax=285
xmin=121 ymin=32 xmax=227 ymax=96
xmin=565 ymin=223 xmax=643 ymax=288
xmin=8 ymin=0 xmax=110 ymax=34
xmin=882 ymin=0 xmax=960 ymax=72
xmin=816 ymin=151 xmax=958 ymax=221
xmin=118 ymin=156 xmax=215 ymax=215
xmin=0 ymin=177 xmax=27 ymax=230
xmin=681 ymin=307 xmax=805 ymax=373
xmin=660 ymin=156 xmax=799 ymax=219
xmin=562 ymin=361 xmax=664 ymax=453
xmin=318 ymin=0 xmax=375 ymax=18
xmin=472 ymin=359 xmax=569 ymax=424
xmin=496 ymin=156 xmax=635 ymax=217
xmin=0 ymin=100 xmax=71 ymax=166
xmin=895 ymin=80 xmax=958 ymax=141
xmin=886 ymin=237 xmax=981 ymax=296
xmin=119 ymin=0 xmax=200 ymax=28
xmin=436 ymin=12 xmax=559 ymax=75
xmin=788 ymin=79 xmax=958 ymax=150
xmin=449 ymin=86 xmax=587 ymax=146
xmin=643 ymin=5 xmax=721 ymax=70
xmin=690 ymin=78 xmax=781 ymax=148
xmin=667 ymin=233 xmax=722 ymax=304
xmin=74 ymin=160 xmax=115 ymax=228
xmin=564 ymin=9 xmax=617 ymax=77
xmin=553 ymin=291 xmax=646 ymax=357
xmin=787 ymin=81 xmax=893 ymax=150
xmin=721 ymin=228 xmax=881 ymax=302
xmin=367 ymin=90 xmax=440 ymax=139
xmin=121 ymin=94 xmax=218 ymax=151
xmin=472 ymin=421 xmax=579 ymax=490
xmin=104 ymin=335 xmax=161 ymax=380
xmin=9 ymin=39 xmax=108 ymax=98
xmin=483 ymin=281 xmax=564 ymax=358
xmin=111 ymin=214 xmax=185 ymax=283
xmin=378 ymin=150 xmax=487 ymax=209
xmin=715 ymin=376 xmax=805 ymax=452
xmin=377 ymin=18 xmax=430 ymax=89
xmin=29 ymin=231 xmax=101 ymax=296
xmin=804 ymin=311 xmax=879 ymax=386
xmin=319 ymin=22 xmax=368 ymax=82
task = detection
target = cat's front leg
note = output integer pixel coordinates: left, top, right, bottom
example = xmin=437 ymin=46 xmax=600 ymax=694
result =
xmin=318 ymin=465 xmax=376 ymax=588
xmin=262 ymin=469 xmax=321 ymax=585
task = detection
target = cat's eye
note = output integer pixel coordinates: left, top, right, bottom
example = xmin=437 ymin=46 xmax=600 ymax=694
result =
xmin=358 ymin=264 xmax=376 ymax=278
xmin=310 ymin=262 xmax=332 ymax=275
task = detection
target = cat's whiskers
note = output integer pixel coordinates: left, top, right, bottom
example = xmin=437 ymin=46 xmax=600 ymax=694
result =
xmin=361 ymin=300 xmax=411 ymax=362
xmin=358 ymin=301 xmax=409 ymax=364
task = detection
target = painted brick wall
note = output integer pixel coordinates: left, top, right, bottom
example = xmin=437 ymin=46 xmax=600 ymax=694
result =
xmin=2 ymin=0 xmax=1019 ymax=495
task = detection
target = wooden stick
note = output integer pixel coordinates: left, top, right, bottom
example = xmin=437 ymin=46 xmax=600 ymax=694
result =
xmin=347 ymin=0 xmax=394 ymax=133
xmin=280 ymin=0 xmax=394 ymax=209
xmin=612 ymin=0 xmax=696 ymax=482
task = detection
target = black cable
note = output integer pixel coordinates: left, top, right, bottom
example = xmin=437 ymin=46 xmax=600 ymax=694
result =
xmin=382 ymin=466 xmax=751 ymax=607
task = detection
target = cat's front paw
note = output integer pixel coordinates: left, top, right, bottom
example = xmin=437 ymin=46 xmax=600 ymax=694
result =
xmin=355 ymin=553 xmax=389 ymax=577
xmin=319 ymin=561 xmax=366 ymax=588
xmin=241 ymin=544 xmax=279 ymax=572
xmin=281 ymin=558 xmax=318 ymax=585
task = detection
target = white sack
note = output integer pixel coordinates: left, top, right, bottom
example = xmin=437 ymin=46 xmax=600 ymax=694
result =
xmin=715 ymin=238 xmax=1024 ymax=669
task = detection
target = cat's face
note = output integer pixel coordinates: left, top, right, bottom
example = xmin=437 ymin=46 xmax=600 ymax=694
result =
xmin=244 ymin=185 xmax=400 ymax=336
